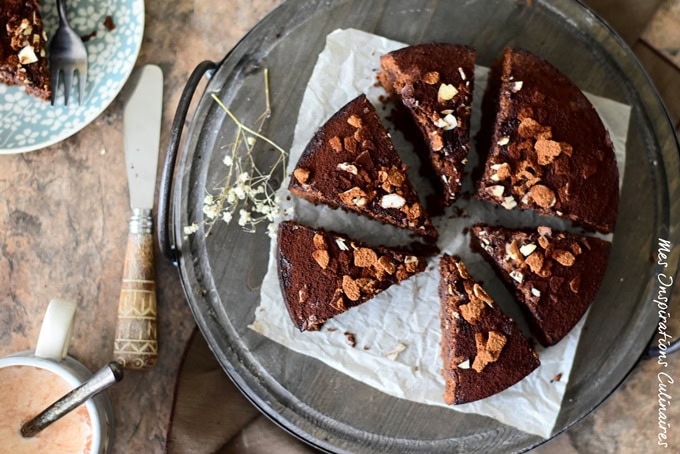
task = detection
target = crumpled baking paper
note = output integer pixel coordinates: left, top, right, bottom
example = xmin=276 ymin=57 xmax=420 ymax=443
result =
xmin=251 ymin=29 xmax=631 ymax=439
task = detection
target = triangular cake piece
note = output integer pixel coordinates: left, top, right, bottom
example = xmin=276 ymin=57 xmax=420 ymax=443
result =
xmin=439 ymin=255 xmax=539 ymax=404
xmin=476 ymin=48 xmax=618 ymax=233
xmin=471 ymin=224 xmax=611 ymax=346
xmin=277 ymin=221 xmax=427 ymax=331
xmin=0 ymin=0 xmax=51 ymax=101
xmin=379 ymin=44 xmax=476 ymax=206
xmin=289 ymin=94 xmax=437 ymax=239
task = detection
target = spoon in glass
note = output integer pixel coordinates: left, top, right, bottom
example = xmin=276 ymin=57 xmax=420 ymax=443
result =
xmin=21 ymin=361 xmax=123 ymax=438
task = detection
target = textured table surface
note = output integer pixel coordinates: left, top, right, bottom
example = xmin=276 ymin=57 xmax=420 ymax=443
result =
xmin=1 ymin=0 xmax=679 ymax=453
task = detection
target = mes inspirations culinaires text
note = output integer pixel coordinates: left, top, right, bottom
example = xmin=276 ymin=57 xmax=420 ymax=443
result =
xmin=656 ymin=238 xmax=673 ymax=448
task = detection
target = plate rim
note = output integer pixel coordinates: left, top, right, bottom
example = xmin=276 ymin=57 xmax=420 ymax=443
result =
xmin=0 ymin=0 xmax=145 ymax=155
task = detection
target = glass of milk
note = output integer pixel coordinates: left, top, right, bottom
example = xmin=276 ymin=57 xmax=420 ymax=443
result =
xmin=0 ymin=299 xmax=113 ymax=453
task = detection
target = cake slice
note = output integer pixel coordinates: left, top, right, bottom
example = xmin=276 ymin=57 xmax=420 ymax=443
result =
xmin=289 ymin=94 xmax=437 ymax=239
xmin=0 ymin=0 xmax=51 ymax=101
xmin=471 ymin=224 xmax=611 ymax=346
xmin=439 ymin=255 xmax=539 ymax=404
xmin=379 ymin=44 xmax=476 ymax=206
xmin=277 ymin=221 xmax=427 ymax=331
xmin=476 ymin=48 xmax=618 ymax=233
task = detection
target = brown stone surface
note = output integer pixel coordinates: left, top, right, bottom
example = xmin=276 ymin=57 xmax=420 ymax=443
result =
xmin=642 ymin=0 xmax=680 ymax=70
xmin=586 ymin=0 xmax=666 ymax=45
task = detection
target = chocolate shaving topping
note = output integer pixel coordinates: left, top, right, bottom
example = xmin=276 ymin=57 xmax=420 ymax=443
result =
xmin=312 ymin=249 xmax=329 ymax=269
xmin=293 ymin=168 xmax=310 ymax=184
xmin=341 ymin=275 xmax=361 ymax=301
xmin=459 ymin=296 xmax=486 ymax=324
xmin=329 ymin=136 xmax=343 ymax=153
xmin=535 ymin=139 xmax=562 ymax=165
xmin=569 ymin=276 xmax=581 ymax=293
xmin=376 ymin=256 xmax=396 ymax=275
xmin=553 ymin=249 xmax=576 ymax=267
xmin=525 ymin=251 xmax=544 ymax=274
xmin=354 ymin=248 xmax=378 ymax=267
xmin=472 ymin=331 xmax=507 ymax=372
xmin=313 ymin=233 xmax=327 ymax=250
xmin=528 ymin=184 xmax=556 ymax=209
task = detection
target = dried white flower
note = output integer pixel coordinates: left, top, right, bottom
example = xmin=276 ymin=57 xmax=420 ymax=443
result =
xmin=183 ymin=223 xmax=199 ymax=235
xmin=238 ymin=209 xmax=251 ymax=227
xmin=187 ymin=71 xmax=288 ymax=237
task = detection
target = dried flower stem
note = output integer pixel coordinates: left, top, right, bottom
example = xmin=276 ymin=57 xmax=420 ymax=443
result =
xmin=185 ymin=69 xmax=288 ymax=238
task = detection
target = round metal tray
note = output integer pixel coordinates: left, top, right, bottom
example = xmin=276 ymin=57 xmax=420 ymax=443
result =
xmin=159 ymin=0 xmax=680 ymax=452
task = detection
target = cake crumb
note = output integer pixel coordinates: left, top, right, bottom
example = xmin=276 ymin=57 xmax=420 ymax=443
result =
xmin=81 ymin=30 xmax=97 ymax=42
xmin=551 ymin=373 xmax=562 ymax=383
xmin=344 ymin=332 xmax=356 ymax=347
xmin=103 ymin=15 xmax=116 ymax=32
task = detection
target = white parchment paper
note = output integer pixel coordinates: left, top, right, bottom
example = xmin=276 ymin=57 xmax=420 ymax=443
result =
xmin=250 ymin=29 xmax=631 ymax=438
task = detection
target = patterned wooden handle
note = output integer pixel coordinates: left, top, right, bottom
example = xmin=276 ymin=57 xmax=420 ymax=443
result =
xmin=114 ymin=231 xmax=158 ymax=369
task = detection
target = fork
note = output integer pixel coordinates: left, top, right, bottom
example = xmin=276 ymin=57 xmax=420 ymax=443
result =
xmin=49 ymin=0 xmax=88 ymax=105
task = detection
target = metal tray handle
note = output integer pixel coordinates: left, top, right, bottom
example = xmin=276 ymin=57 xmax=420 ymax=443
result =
xmin=646 ymin=334 xmax=680 ymax=358
xmin=158 ymin=60 xmax=217 ymax=265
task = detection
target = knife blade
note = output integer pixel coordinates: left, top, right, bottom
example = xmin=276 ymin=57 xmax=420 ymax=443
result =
xmin=113 ymin=65 xmax=163 ymax=370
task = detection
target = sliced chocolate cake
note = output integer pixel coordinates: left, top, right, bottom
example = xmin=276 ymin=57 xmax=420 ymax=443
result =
xmin=289 ymin=94 xmax=437 ymax=239
xmin=277 ymin=221 xmax=427 ymax=331
xmin=439 ymin=255 xmax=539 ymax=405
xmin=0 ymin=0 xmax=51 ymax=101
xmin=476 ymin=48 xmax=618 ymax=233
xmin=379 ymin=44 xmax=476 ymax=206
xmin=471 ymin=224 xmax=611 ymax=346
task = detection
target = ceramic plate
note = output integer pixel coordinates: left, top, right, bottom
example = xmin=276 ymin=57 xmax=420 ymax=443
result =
xmin=0 ymin=0 xmax=144 ymax=154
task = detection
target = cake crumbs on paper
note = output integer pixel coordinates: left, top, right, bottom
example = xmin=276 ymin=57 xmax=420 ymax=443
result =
xmin=551 ymin=373 xmax=562 ymax=383
xmin=103 ymin=15 xmax=116 ymax=31
xmin=344 ymin=332 xmax=356 ymax=348
xmin=326 ymin=327 xmax=337 ymax=332
xmin=363 ymin=345 xmax=369 ymax=351
xmin=386 ymin=343 xmax=406 ymax=360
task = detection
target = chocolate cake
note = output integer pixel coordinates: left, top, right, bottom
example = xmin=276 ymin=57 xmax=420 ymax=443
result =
xmin=379 ymin=44 xmax=476 ymax=206
xmin=277 ymin=221 xmax=427 ymax=331
xmin=289 ymin=94 xmax=437 ymax=239
xmin=471 ymin=224 xmax=611 ymax=346
xmin=439 ymin=255 xmax=539 ymax=404
xmin=0 ymin=0 xmax=51 ymax=101
xmin=476 ymin=48 xmax=618 ymax=234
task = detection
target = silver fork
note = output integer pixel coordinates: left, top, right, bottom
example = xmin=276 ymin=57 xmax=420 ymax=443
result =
xmin=49 ymin=0 xmax=88 ymax=105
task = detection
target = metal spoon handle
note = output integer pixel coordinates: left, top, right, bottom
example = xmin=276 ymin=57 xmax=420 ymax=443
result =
xmin=21 ymin=362 xmax=123 ymax=438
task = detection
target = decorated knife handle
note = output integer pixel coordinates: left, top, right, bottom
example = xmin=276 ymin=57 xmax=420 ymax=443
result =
xmin=114 ymin=208 xmax=158 ymax=369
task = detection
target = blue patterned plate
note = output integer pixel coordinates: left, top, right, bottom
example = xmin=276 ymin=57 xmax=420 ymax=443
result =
xmin=0 ymin=0 xmax=144 ymax=154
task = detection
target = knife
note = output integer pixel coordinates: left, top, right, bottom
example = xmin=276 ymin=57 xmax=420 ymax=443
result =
xmin=113 ymin=65 xmax=163 ymax=370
